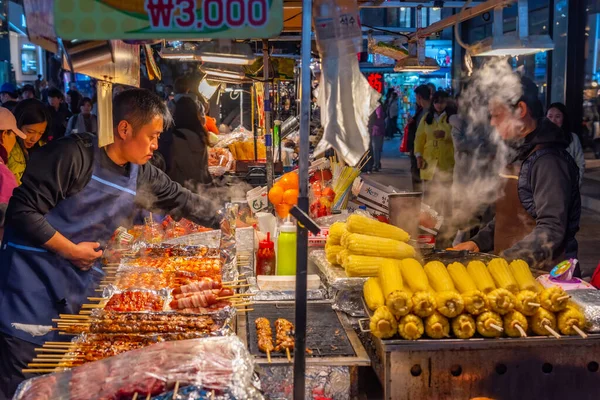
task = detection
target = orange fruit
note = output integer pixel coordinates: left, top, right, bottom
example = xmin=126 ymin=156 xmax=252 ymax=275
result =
xmin=268 ymin=185 xmax=284 ymax=205
xmin=283 ymin=189 xmax=299 ymax=206
xmin=275 ymin=203 xmax=292 ymax=218
xmin=279 ymin=172 xmax=299 ymax=191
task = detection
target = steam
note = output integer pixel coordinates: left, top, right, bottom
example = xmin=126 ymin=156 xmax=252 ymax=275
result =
xmin=448 ymin=58 xmax=525 ymax=231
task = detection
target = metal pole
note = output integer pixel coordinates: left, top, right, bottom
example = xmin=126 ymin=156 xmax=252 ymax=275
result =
xmin=240 ymin=90 xmax=244 ymax=128
xmin=263 ymin=39 xmax=274 ymax=189
xmin=293 ymin=1 xmax=312 ymax=399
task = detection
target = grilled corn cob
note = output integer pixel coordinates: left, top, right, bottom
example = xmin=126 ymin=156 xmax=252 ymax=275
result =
xmin=363 ymin=278 xmax=385 ymax=311
xmin=467 ymin=261 xmax=496 ymax=294
xmin=425 ymin=312 xmax=450 ymax=339
xmin=462 ymin=290 xmax=488 ymax=316
xmin=369 ymin=306 xmax=398 ymax=339
xmin=447 ymin=262 xmax=478 ymax=293
xmin=411 ymin=291 xmax=437 ymax=318
xmin=325 ymin=244 xmax=344 ymax=265
xmin=530 ymin=307 xmax=558 ymax=336
xmin=436 ymin=291 xmax=465 ymax=318
xmin=379 ymin=261 xmax=413 ymax=317
xmin=424 ymin=261 xmax=456 ymax=292
xmin=557 ymin=305 xmax=587 ymax=336
xmin=346 ymin=214 xmax=410 ymax=242
xmin=345 ymin=233 xmax=416 ymax=259
xmin=487 ymin=288 xmax=516 ymax=315
xmin=508 ymin=259 xmax=538 ymax=292
xmin=400 ymin=259 xmax=430 ymax=292
xmin=503 ymin=310 xmax=528 ymax=337
xmin=452 ymin=314 xmax=476 ymax=339
xmin=343 ymin=254 xmax=388 ymax=277
xmin=337 ymin=249 xmax=350 ymax=266
xmin=327 ymin=222 xmax=346 ymax=246
xmin=515 ymin=290 xmax=540 ymax=316
xmin=398 ymin=314 xmax=424 ymax=340
xmin=540 ymin=287 xmax=570 ymax=312
xmin=340 ymin=229 xmax=351 ymax=248
xmin=476 ymin=311 xmax=504 ymax=338
xmin=487 ymin=258 xmax=519 ymax=294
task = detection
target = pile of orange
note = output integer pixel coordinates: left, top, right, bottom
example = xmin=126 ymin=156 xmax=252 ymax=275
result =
xmin=268 ymin=171 xmax=299 ymax=218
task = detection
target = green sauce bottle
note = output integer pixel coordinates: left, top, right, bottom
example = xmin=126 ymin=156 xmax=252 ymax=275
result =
xmin=277 ymin=221 xmax=297 ymax=275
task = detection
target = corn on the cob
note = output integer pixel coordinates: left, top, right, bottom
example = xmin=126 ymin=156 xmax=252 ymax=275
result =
xmin=398 ymin=314 xmax=424 ymax=340
xmin=424 ymin=261 xmax=456 ymax=292
xmin=508 ymin=259 xmax=538 ymax=292
xmin=340 ymin=229 xmax=351 ymax=248
xmin=346 ymin=214 xmax=410 ymax=242
xmin=476 ymin=311 xmax=504 ymax=338
xmin=436 ymin=291 xmax=464 ymax=318
xmin=452 ymin=314 xmax=476 ymax=339
xmin=325 ymin=244 xmax=344 ymax=265
xmin=467 ymin=261 xmax=496 ymax=294
xmin=337 ymin=249 xmax=350 ymax=266
xmin=369 ymin=306 xmax=398 ymax=339
xmin=462 ymin=290 xmax=488 ymax=316
xmin=530 ymin=307 xmax=558 ymax=336
xmin=515 ymin=290 xmax=540 ymax=316
xmin=411 ymin=291 xmax=437 ymax=318
xmin=540 ymin=287 xmax=569 ymax=312
xmin=487 ymin=288 xmax=516 ymax=315
xmin=487 ymin=258 xmax=519 ymax=294
xmin=343 ymin=254 xmax=390 ymax=277
xmin=557 ymin=305 xmax=587 ymax=336
xmin=400 ymin=259 xmax=430 ymax=292
xmin=363 ymin=278 xmax=385 ymax=311
xmin=447 ymin=262 xmax=478 ymax=293
xmin=379 ymin=260 xmax=412 ymax=317
xmin=327 ymin=222 xmax=346 ymax=246
xmin=345 ymin=233 xmax=415 ymax=260
xmin=425 ymin=312 xmax=450 ymax=339
xmin=503 ymin=310 xmax=528 ymax=337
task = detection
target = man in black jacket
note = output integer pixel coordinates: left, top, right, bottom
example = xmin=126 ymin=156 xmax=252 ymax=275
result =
xmin=454 ymin=76 xmax=581 ymax=273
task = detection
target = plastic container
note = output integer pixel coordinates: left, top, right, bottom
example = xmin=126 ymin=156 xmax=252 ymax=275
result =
xmin=256 ymin=232 xmax=276 ymax=276
xmin=277 ymin=222 xmax=297 ymax=275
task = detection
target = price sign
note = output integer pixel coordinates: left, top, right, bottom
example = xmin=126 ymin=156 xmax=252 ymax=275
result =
xmin=54 ymin=0 xmax=283 ymax=40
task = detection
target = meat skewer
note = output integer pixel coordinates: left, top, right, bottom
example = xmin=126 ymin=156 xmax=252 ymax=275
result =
xmin=255 ymin=318 xmax=273 ymax=362
xmin=274 ymin=318 xmax=294 ymax=361
xmin=172 ymin=278 xmax=222 ymax=295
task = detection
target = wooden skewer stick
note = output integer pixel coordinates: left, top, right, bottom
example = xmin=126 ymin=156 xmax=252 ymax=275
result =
xmin=544 ymin=324 xmax=561 ymax=339
xmin=45 ymin=341 xmax=78 ymax=345
xmin=226 ymin=284 xmax=251 ymax=289
xmin=82 ymin=304 xmax=104 ymax=309
xmin=87 ymin=297 xmax=106 ymax=301
xmin=36 ymin=353 xmax=83 ymax=359
xmin=56 ymin=322 xmax=90 ymax=326
xmin=266 ymin=350 xmax=271 ymax=363
xmin=236 ymin=308 xmax=254 ymax=313
xmin=527 ymin=302 xmax=541 ymax=307
xmin=59 ymin=314 xmax=90 ymax=320
xmin=146 ymin=392 xmax=151 ymax=400
xmin=490 ymin=323 xmax=504 ymax=332
xmin=557 ymin=295 xmax=571 ymax=302
xmin=34 ymin=348 xmax=71 ymax=353
xmin=22 ymin=368 xmax=61 ymax=373
xmin=286 ymin=347 xmax=292 ymax=362
xmin=515 ymin=324 xmax=527 ymax=337
xmin=132 ymin=393 xmax=138 ymax=400
xmin=572 ymin=325 xmax=588 ymax=339
xmin=172 ymin=381 xmax=179 ymax=399
xmin=27 ymin=363 xmax=76 ymax=368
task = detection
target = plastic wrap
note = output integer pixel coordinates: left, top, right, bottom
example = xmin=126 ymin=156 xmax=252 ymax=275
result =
xmin=332 ymin=289 xmax=367 ymax=318
xmin=258 ymin=365 xmax=351 ymax=400
xmin=106 ymin=267 xmax=175 ymax=292
xmin=309 ymin=249 xmax=367 ymax=291
xmin=566 ymin=289 xmax=600 ymax=333
xmin=14 ymin=337 xmax=263 ymax=400
xmin=208 ymin=148 xmax=235 ymax=177
xmin=245 ymin=277 xmax=328 ymax=302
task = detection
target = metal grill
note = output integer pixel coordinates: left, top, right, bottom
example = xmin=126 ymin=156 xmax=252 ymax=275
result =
xmin=246 ymin=303 xmax=355 ymax=358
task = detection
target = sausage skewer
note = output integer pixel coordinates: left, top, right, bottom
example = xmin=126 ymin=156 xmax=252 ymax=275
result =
xmin=255 ymin=317 xmax=273 ymax=362
xmin=274 ymin=318 xmax=294 ymax=362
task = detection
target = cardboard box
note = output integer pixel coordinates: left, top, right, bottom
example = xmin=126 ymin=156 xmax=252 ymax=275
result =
xmin=355 ymin=178 xmax=401 ymax=214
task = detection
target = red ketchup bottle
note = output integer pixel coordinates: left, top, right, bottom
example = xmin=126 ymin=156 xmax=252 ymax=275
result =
xmin=256 ymin=232 xmax=276 ymax=275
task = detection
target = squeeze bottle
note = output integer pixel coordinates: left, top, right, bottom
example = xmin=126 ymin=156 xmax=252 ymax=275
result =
xmin=277 ymin=221 xmax=297 ymax=275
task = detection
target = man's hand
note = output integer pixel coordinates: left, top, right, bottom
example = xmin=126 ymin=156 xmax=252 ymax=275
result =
xmin=451 ymin=241 xmax=480 ymax=252
xmin=417 ymin=156 xmax=425 ymax=169
xmin=434 ymin=130 xmax=446 ymax=139
xmin=68 ymin=242 xmax=103 ymax=270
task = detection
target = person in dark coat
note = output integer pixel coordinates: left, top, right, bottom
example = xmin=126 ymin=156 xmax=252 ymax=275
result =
xmin=46 ymin=87 xmax=72 ymax=141
xmin=159 ymin=96 xmax=213 ymax=190
xmin=454 ymin=76 xmax=581 ymax=275
xmin=406 ymin=85 xmax=431 ymax=190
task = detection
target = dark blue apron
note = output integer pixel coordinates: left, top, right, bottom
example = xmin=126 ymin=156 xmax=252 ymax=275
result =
xmin=0 ymin=142 xmax=138 ymax=344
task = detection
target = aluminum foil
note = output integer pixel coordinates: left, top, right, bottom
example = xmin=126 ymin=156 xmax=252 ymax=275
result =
xmin=14 ymin=337 xmax=263 ymax=400
xmin=309 ymin=249 xmax=367 ymax=291
xmin=257 ymin=365 xmax=351 ymax=400
xmin=567 ymin=289 xmax=600 ymax=333
xmin=245 ymin=277 xmax=328 ymax=302
xmin=163 ymin=230 xmax=221 ymax=248
xmin=332 ymin=290 xmax=367 ymax=318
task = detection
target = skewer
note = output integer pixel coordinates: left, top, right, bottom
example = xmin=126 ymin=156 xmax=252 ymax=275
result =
xmin=79 ymin=310 xmax=93 ymax=315
xmin=132 ymin=393 xmax=138 ymax=400
xmin=490 ymin=323 xmax=504 ymax=332
xmin=236 ymin=308 xmax=254 ymax=313
xmin=59 ymin=314 xmax=90 ymax=320
xmin=286 ymin=348 xmax=292 ymax=362
xmin=56 ymin=322 xmax=90 ymax=326
xmin=87 ymin=297 xmax=106 ymax=301
xmin=22 ymin=369 xmax=61 ymax=373
xmin=42 ymin=344 xmax=77 ymax=349
xmin=226 ymin=284 xmax=251 ymax=289
xmin=36 ymin=353 xmax=83 ymax=359
xmin=527 ymin=302 xmax=541 ymax=307
xmin=172 ymin=381 xmax=179 ymax=399
xmin=266 ymin=350 xmax=271 ymax=363
xmin=557 ymin=295 xmax=571 ymax=302
xmin=27 ymin=363 xmax=76 ymax=368
xmin=146 ymin=392 xmax=151 ymax=400
xmin=544 ymin=324 xmax=561 ymax=339
xmin=34 ymin=348 xmax=72 ymax=353
xmin=82 ymin=304 xmax=105 ymax=309
xmin=572 ymin=325 xmax=588 ymax=339
xmin=515 ymin=324 xmax=527 ymax=337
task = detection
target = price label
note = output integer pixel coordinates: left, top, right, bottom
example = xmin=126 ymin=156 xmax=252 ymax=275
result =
xmin=55 ymin=0 xmax=283 ymax=40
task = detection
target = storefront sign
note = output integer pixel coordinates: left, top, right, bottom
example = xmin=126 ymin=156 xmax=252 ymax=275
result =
xmin=366 ymin=72 xmax=383 ymax=93
xmin=54 ymin=0 xmax=283 ymax=40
